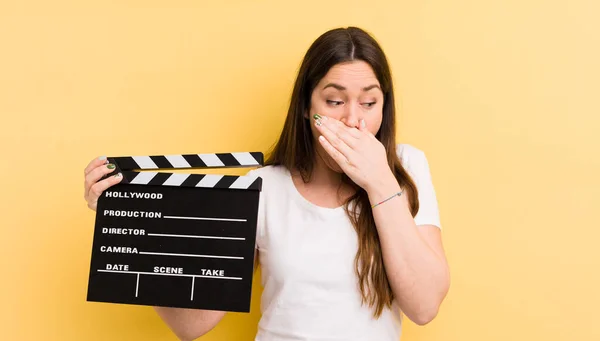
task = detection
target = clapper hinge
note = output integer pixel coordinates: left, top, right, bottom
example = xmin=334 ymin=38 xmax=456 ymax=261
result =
xmin=100 ymin=152 xmax=264 ymax=191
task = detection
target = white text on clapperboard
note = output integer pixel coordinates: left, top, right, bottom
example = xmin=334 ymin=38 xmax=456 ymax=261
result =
xmin=100 ymin=190 xmax=228 ymax=278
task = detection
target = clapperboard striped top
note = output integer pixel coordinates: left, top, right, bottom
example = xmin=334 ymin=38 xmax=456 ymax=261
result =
xmin=105 ymin=152 xmax=263 ymax=191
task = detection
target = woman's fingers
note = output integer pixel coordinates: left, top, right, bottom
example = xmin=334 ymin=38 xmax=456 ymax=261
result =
xmin=314 ymin=114 xmax=365 ymax=148
xmin=84 ymin=156 xmax=123 ymax=211
xmin=85 ymin=156 xmax=108 ymax=176
xmin=84 ymin=161 xmax=117 ymax=197
xmin=316 ymin=117 xmax=356 ymax=166
xmin=87 ymin=173 xmax=123 ymax=211
xmin=318 ymin=135 xmax=352 ymax=169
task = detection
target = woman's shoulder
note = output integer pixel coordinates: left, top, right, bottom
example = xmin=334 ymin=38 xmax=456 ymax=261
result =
xmin=245 ymin=164 xmax=288 ymax=185
xmin=396 ymin=144 xmax=442 ymax=228
xmin=395 ymin=143 xmax=437 ymax=184
xmin=245 ymin=165 xmax=290 ymax=209
xmin=396 ymin=143 xmax=428 ymax=167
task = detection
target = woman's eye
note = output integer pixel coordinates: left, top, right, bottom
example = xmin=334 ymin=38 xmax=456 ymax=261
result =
xmin=326 ymin=100 xmax=344 ymax=106
xmin=363 ymin=102 xmax=376 ymax=108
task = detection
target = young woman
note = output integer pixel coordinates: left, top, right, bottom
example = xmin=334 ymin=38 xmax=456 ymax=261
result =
xmin=83 ymin=26 xmax=450 ymax=341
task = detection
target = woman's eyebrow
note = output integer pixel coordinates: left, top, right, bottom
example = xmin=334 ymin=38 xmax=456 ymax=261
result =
xmin=362 ymin=84 xmax=381 ymax=91
xmin=323 ymin=83 xmax=346 ymax=91
xmin=322 ymin=83 xmax=381 ymax=92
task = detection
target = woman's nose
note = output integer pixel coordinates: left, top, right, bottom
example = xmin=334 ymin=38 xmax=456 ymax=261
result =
xmin=341 ymin=105 xmax=361 ymax=128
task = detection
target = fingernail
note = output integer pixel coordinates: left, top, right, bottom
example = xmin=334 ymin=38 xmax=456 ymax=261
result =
xmin=107 ymin=163 xmax=116 ymax=169
xmin=114 ymin=172 xmax=122 ymax=178
xmin=360 ymin=119 xmax=366 ymax=128
xmin=313 ymin=113 xmax=323 ymax=126
xmin=99 ymin=156 xmax=108 ymax=164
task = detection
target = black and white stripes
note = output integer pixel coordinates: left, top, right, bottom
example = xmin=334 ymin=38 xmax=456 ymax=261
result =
xmin=119 ymin=171 xmax=262 ymax=190
xmin=105 ymin=152 xmax=263 ymax=191
xmin=110 ymin=152 xmax=263 ymax=170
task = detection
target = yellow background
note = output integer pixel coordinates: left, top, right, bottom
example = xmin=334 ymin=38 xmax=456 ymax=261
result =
xmin=1 ymin=1 xmax=598 ymax=340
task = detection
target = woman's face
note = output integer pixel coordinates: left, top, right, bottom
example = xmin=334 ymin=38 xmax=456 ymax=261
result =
xmin=308 ymin=60 xmax=384 ymax=172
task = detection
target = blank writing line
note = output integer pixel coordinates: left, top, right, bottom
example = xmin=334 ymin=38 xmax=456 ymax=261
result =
xmin=163 ymin=215 xmax=247 ymax=222
xmin=139 ymin=251 xmax=243 ymax=260
xmin=147 ymin=233 xmax=245 ymax=241
xmin=97 ymin=269 xmax=242 ymax=280
xmin=191 ymin=277 xmax=195 ymax=301
xmin=135 ymin=273 xmax=140 ymax=297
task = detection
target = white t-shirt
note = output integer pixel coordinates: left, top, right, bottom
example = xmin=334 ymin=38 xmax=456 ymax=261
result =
xmin=247 ymin=143 xmax=441 ymax=341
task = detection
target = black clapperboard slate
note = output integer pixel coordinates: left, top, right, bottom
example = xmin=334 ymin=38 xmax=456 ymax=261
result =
xmin=86 ymin=152 xmax=263 ymax=312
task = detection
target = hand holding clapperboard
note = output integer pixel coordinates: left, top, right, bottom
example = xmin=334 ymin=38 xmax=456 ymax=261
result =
xmin=86 ymin=152 xmax=263 ymax=312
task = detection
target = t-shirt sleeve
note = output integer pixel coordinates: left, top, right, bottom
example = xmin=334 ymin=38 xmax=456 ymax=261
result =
xmin=408 ymin=148 xmax=442 ymax=229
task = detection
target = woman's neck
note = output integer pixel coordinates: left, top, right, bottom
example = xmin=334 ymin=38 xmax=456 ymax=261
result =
xmin=308 ymin=154 xmax=343 ymax=188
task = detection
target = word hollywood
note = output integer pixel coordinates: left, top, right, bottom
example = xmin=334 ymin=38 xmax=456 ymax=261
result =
xmin=105 ymin=191 xmax=163 ymax=199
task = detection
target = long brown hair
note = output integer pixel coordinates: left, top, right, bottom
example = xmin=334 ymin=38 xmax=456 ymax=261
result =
xmin=264 ymin=27 xmax=419 ymax=318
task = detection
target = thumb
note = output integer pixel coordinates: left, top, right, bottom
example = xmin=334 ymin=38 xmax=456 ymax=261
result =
xmin=359 ymin=119 xmax=367 ymax=131
xmin=359 ymin=119 xmax=373 ymax=136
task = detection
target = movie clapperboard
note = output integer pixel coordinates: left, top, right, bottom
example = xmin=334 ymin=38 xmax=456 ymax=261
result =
xmin=86 ymin=152 xmax=263 ymax=313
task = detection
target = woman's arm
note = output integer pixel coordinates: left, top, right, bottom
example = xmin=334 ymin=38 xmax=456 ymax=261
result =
xmin=311 ymin=116 xmax=449 ymax=325
xmin=153 ymin=307 xmax=226 ymax=341
xmin=153 ymin=249 xmax=259 ymax=340
xmin=367 ymin=178 xmax=450 ymax=325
